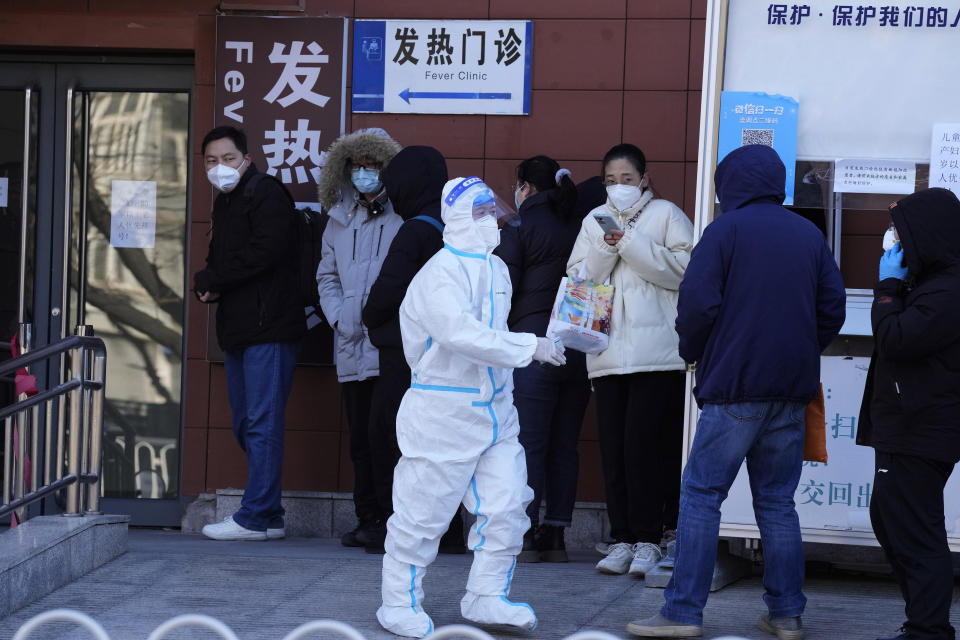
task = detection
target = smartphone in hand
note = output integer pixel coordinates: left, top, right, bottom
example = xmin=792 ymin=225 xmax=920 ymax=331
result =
xmin=593 ymin=212 xmax=622 ymax=235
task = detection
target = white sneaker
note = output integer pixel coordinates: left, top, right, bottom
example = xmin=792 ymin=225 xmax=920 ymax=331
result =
xmin=201 ymin=516 xmax=267 ymax=541
xmin=596 ymin=542 xmax=636 ymax=574
xmin=266 ymin=527 xmax=285 ymax=540
xmin=628 ymin=542 xmax=663 ymax=577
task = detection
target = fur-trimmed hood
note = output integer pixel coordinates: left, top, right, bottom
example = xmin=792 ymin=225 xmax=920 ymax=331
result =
xmin=317 ymin=128 xmax=402 ymax=209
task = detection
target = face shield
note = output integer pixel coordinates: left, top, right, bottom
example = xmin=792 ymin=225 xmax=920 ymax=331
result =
xmin=471 ymin=187 xmax=520 ymax=229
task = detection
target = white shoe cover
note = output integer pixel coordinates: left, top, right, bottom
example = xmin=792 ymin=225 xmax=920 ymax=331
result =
xmin=376 ymin=605 xmax=434 ymax=638
xmin=460 ymin=592 xmax=537 ymax=630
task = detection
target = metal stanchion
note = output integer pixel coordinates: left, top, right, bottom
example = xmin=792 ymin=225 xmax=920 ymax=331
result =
xmin=85 ymin=352 xmax=106 ymax=515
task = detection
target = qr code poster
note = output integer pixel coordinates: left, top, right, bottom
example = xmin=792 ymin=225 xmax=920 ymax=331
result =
xmin=718 ymin=91 xmax=799 ymax=205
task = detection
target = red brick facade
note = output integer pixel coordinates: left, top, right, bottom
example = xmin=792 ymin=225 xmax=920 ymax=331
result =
xmin=0 ymin=0 xmax=707 ymax=503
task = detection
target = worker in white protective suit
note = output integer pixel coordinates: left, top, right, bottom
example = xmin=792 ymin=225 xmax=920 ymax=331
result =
xmin=377 ymin=176 xmax=567 ymax=638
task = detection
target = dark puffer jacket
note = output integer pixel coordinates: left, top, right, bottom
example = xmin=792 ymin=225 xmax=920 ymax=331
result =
xmin=857 ymin=188 xmax=960 ymax=463
xmin=362 ymin=146 xmax=448 ymax=360
xmin=194 ymin=164 xmax=305 ymax=351
xmin=676 ymin=144 xmax=846 ymax=406
xmin=495 ymin=190 xmax=583 ymax=336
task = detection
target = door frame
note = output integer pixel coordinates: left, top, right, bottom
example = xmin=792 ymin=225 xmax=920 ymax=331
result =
xmin=0 ymin=53 xmax=194 ymax=526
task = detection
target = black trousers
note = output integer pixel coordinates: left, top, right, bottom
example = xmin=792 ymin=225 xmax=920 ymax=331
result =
xmin=342 ymin=378 xmax=379 ymax=527
xmin=368 ymin=350 xmax=407 ymax=522
xmin=871 ymin=450 xmax=956 ymax=640
xmin=593 ymin=370 xmax=685 ymax=544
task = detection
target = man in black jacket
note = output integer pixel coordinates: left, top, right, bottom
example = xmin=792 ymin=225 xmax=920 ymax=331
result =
xmin=360 ymin=145 xmax=467 ymax=554
xmin=858 ymin=187 xmax=960 ymax=640
xmin=194 ymin=126 xmax=304 ymax=541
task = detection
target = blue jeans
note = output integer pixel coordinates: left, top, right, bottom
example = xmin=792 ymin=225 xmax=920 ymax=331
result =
xmin=662 ymin=401 xmax=808 ymax=626
xmin=514 ymin=351 xmax=591 ymax=526
xmin=223 ymin=341 xmax=298 ymax=531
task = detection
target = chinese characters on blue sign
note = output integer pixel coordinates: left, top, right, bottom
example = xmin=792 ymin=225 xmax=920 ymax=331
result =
xmin=353 ymin=20 xmax=533 ymax=115
xmin=767 ymin=4 xmax=960 ymax=27
xmin=718 ymin=91 xmax=799 ymax=205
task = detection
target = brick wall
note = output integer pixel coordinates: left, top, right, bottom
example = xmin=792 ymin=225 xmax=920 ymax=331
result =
xmin=0 ymin=0 xmax=707 ymax=504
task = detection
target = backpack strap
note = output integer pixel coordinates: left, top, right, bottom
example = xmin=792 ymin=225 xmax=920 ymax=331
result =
xmin=411 ymin=214 xmax=444 ymax=234
xmin=243 ymin=171 xmax=296 ymax=208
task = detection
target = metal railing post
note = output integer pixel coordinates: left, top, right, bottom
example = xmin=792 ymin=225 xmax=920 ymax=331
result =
xmin=64 ymin=345 xmax=84 ymax=516
xmin=85 ymin=351 xmax=106 ymax=515
xmin=3 ymin=416 xmax=11 ymax=506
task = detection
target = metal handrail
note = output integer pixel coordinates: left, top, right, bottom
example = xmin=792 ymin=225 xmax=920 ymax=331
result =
xmin=1 ymin=332 xmax=107 ymax=521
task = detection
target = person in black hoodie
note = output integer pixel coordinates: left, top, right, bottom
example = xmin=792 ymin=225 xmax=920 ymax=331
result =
xmin=361 ymin=145 xmax=465 ymax=554
xmin=194 ymin=126 xmax=304 ymax=541
xmin=495 ymin=155 xmax=590 ymax=563
xmin=858 ymin=187 xmax=960 ymax=640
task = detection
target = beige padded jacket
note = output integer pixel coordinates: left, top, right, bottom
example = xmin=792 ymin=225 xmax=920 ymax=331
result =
xmin=567 ymin=195 xmax=694 ymax=379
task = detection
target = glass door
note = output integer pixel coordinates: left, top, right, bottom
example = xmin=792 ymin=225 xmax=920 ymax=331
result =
xmin=0 ymin=57 xmax=192 ymax=525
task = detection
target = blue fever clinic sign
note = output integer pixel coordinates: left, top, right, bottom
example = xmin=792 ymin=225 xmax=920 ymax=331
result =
xmin=718 ymin=91 xmax=799 ymax=205
xmin=352 ymin=20 xmax=532 ymax=115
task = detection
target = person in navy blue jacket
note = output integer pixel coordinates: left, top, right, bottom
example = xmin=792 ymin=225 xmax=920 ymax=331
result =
xmin=628 ymin=144 xmax=846 ymax=639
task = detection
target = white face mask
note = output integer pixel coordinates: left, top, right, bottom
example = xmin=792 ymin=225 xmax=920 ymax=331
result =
xmin=475 ymin=215 xmax=500 ymax=249
xmin=207 ymin=159 xmax=246 ymax=192
xmin=882 ymin=227 xmax=897 ymax=251
xmin=606 ymin=183 xmax=643 ymax=211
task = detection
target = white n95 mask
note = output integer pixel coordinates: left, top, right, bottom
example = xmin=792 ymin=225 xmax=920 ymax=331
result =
xmin=475 ymin=214 xmax=500 ymax=249
xmin=882 ymin=226 xmax=897 ymax=251
xmin=207 ymin=159 xmax=246 ymax=192
xmin=606 ymin=184 xmax=642 ymax=211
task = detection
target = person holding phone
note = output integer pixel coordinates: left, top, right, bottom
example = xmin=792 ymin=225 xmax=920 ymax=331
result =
xmin=567 ymin=143 xmax=694 ymax=577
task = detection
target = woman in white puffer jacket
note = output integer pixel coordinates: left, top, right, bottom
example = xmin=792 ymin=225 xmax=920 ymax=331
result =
xmin=567 ymin=143 xmax=693 ymax=577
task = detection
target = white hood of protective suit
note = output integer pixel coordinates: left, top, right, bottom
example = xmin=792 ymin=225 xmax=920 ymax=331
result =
xmin=441 ymin=177 xmax=499 ymax=255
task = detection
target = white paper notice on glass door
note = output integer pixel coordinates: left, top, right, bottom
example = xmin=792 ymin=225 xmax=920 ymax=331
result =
xmin=929 ymin=123 xmax=960 ymax=197
xmin=0 ymin=177 xmax=8 ymax=207
xmin=110 ymin=180 xmax=156 ymax=248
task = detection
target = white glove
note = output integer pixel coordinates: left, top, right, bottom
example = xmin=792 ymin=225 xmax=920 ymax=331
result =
xmin=533 ymin=337 xmax=566 ymax=366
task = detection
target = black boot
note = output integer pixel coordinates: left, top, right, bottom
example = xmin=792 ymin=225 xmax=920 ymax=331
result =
xmin=538 ymin=524 xmax=568 ymax=563
xmin=438 ymin=508 xmax=466 ymax=554
xmin=518 ymin=525 xmax=541 ymax=563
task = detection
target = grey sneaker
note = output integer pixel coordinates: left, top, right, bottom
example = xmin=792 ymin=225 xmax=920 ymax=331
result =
xmin=626 ymin=613 xmax=702 ymax=637
xmin=266 ymin=527 xmax=285 ymax=540
xmin=596 ymin=542 xmax=635 ymax=574
xmin=628 ymin=542 xmax=663 ymax=577
xmin=758 ymin=614 xmax=804 ymax=640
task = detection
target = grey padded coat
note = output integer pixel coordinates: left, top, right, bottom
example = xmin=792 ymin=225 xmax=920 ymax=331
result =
xmin=316 ymin=129 xmax=403 ymax=382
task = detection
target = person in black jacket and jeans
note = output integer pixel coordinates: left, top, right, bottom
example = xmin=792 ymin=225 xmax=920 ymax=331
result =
xmin=495 ymin=155 xmax=591 ymax=562
xmin=194 ymin=126 xmax=304 ymax=541
xmin=361 ymin=145 xmax=465 ymax=554
xmin=858 ymin=188 xmax=960 ymax=640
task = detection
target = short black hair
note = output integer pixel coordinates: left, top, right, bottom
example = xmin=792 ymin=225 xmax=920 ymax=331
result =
xmin=202 ymin=126 xmax=247 ymax=156
xmin=602 ymin=143 xmax=646 ymax=177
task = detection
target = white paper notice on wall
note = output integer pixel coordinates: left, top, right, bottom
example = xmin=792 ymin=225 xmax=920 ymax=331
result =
xmin=0 ymin=177 xmax=8 ymax=208
xmin=834 ymin=158 xmax=916 ymax=195
xmin=110 ymin=180 xmax=156 ymax=248
xmin=929 ymin=123 xmax=960 ymax=197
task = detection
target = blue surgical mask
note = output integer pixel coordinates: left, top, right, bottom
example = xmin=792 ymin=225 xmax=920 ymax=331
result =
xmin=351 ymin=167 xmax=381 ymax=194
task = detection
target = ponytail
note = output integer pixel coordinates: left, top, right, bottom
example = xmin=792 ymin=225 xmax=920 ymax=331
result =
xmin=516 ymin=155 xmax=578 ymax=221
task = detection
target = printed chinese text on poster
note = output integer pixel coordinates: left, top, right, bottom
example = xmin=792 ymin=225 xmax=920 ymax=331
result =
xmin=718 ymin=91 xmax=799 ymax=205
xmin=353 ymin=20 xmax=532 ymax=115
xmin=930 ymin=123 xmax=960 ymax=197
xmin=215 ymin=17 xmax=347 ymax=208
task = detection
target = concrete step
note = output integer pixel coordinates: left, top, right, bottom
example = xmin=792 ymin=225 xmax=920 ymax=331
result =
xmin=0 ymin=514 xmax=129 ymax=618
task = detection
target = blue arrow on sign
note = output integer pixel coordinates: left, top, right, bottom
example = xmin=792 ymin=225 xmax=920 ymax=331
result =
xmin=399 ymin=88 xmax=512 ymax=104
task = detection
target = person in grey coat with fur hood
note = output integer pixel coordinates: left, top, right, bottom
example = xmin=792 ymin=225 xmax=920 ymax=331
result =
xmin=316 ymin=127 xmax=403 ymax=546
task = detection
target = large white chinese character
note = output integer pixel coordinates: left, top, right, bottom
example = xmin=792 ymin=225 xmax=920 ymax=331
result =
xmin=262 ymin=118 xmax=326 ymax=184
xmin=264 ymin=41 xmax=331 ymax=108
